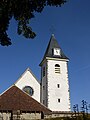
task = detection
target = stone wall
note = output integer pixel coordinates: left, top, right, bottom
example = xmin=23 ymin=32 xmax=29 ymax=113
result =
xmin=45 ymin=111 xmax=72 ymax=119
xmin=0 ymin=111 xmax=42 ymax=120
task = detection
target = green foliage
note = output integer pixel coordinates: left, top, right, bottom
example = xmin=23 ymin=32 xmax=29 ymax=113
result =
xmin=45 ymin=116 xmax=90 ymax=120
xmin=0 ymin=0 xmax=67 ymax=46
xmin=45 ymin=100 xmax=90 ymax=120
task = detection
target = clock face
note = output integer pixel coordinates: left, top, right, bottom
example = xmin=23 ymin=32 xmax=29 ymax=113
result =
xmin=53 ymin=48 xmax=60 ymax=56
xmin=23 ymin=86 xmax=34 ymax=96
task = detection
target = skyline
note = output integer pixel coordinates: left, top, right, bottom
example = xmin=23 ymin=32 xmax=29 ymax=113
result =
xmin=0 ymin=0 xmax=90 ymax=110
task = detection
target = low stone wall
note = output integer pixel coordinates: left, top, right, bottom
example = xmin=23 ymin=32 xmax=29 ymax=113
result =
xmin=0 ymin=111 xmax=73 ymax=120
xmin=0 ymin=111 xmax=42 ymax=120
xmin=0 ymin=112 xmax=11 ymax=120
xmin=45 ymin=111 xmax=72 ymax=119
xmin=21 ymin=112 xmax=41 ymax=120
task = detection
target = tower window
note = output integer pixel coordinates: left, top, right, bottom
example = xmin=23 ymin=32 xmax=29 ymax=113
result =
xmin=43 ymin=100 xmax=45 ymax=104
xmin=43 ymin=67 xmax=45 ymax=77
xmin=43 ymin=86 xmax=45 ymax=90
xmin=57 ymin=84 xmax=60 ymax=88
xmin=58 ymin=99 xmax=60 ymax=103
xmin=55 ymin=64 xmax=60 ymax=73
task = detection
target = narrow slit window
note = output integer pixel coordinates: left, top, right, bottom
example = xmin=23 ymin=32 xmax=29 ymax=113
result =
xmin=57 ymin=84 xmax=60 ymax=88
xmin=43 ymin=86 xmax=45 ymax=90
xmin=43 ymin=67 xmax=45 ymax=77
xmin=58 ymin=99 xmax=60 ymax=103
xmin=43 ymin=100 xmax=45 ymax=104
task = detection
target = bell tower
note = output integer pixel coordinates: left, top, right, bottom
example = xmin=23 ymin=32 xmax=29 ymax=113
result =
xmin=40 ymin=34 xmax=71 ymax=111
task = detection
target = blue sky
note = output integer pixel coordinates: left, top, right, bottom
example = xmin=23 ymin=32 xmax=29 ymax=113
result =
xmin=0 ymin=0 xmax=90 ymax=110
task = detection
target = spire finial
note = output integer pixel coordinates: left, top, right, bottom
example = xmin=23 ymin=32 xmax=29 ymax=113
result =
xmin=51 ymin=34 xmax=54 ymax=37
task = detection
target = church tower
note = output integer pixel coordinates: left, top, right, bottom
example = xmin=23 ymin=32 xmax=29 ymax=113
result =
xmin=40 ymin=34 xmax=71 ymax=111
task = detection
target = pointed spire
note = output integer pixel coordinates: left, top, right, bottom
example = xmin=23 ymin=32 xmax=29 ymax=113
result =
xmin=40 ymin=34 xmax=68 ymax=65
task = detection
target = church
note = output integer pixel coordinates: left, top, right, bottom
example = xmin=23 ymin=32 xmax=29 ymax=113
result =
xmin=0 ymin=34 xmax=71 ymax=119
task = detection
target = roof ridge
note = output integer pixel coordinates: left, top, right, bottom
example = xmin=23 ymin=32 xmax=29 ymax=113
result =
xmin=14 ymin=67 xmax=40 ymax=85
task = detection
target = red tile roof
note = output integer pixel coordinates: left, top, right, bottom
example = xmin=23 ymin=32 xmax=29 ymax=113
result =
xmin=0 ymin=85 xmax=51 ymax=114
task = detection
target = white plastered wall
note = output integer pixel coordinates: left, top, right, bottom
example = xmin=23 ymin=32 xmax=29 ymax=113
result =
xmin=46 ymin=58 xmax=71 ymax=111
xmin=15 ymin=69 xmax=40 ymax=102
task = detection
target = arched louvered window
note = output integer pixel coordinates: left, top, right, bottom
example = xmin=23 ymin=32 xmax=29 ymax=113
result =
xmin=55 ymin=64 xmax=60 ymax=73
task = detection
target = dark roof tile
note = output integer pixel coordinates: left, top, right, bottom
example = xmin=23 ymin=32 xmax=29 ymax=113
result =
xmin=40 ymin=34 xmax=68 ymax=65
xmin=0 ymin=85 xmax=51 ymax=114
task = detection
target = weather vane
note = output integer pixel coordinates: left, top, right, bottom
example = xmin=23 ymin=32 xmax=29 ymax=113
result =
xmin=49 ymin=25 xmax=56 ymax=35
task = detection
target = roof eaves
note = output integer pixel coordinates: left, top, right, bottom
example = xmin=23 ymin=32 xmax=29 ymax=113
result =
xmin=0 ymin=84 xmax=15 ymax=96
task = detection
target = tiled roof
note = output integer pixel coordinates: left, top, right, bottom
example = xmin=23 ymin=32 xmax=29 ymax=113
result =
xmin=40 ymin=34 xmax=68 ymax=65
xmin=0 ymin=85 xmax=51 ymax=114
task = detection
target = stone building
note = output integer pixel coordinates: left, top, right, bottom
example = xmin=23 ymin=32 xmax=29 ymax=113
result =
xmin=0 ymin=85 xmax=51 ymax=120
xmin=0 ymin=34 xmax=71 ymax=119
xmin=40 ymin=34 xmax=71 ymax=111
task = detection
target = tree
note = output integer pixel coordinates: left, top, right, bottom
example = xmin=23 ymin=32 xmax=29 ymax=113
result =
xmin=0 ymin=0 xmax=67 ymax=46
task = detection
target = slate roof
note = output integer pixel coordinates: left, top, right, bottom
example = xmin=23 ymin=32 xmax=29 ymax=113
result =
xmin=40 ymin=34 xmax=68 ymax=65
xmin=0 ymin=85 xmax=51 ymax=114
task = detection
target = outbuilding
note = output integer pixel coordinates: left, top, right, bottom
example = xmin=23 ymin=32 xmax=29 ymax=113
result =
xmin=0 ymin=85 xmax=51 ymax=120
